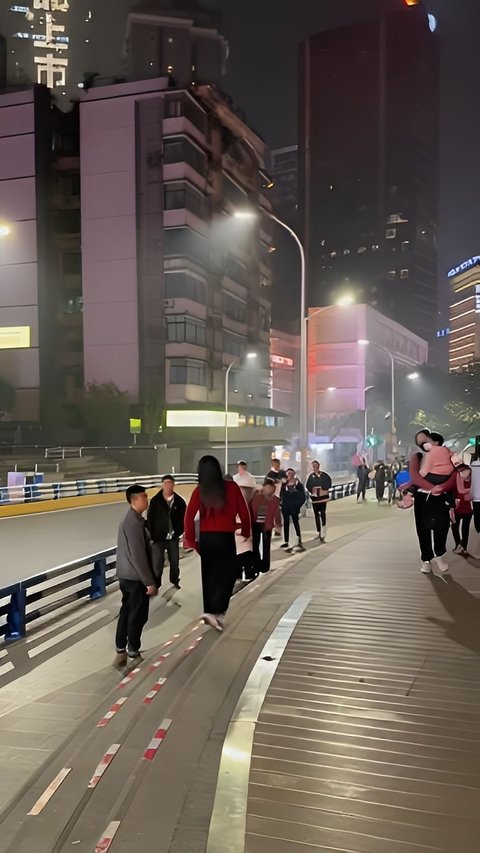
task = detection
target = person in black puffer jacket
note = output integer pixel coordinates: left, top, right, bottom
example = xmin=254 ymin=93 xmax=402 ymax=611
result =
xmin=280 ymin=468 xmax=306 ymax=553
xmin=147 ymin=475 xmax=187 ymax=589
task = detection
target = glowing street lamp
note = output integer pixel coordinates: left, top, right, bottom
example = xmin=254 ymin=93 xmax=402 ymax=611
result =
xmin=0 ymin=224 xmax=11 ymax=238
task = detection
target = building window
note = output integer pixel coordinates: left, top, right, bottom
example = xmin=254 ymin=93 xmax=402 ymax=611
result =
xmin=165 ymin=272 xmax=206 ymax=303
xmin=61 ymin=252 xmax=82 ymax=275
xmin=386 ymin=228 xmax=396 ymax=239
xmin=223 ymin=175 xmax=247 ymax=208
xmin=224 ymin=255 xmax=248 ymax=286
xmin=165 ymin=96 xmax=183 ymax=118
xmin=167 ymin=315 xmax=206 ymax=346
xmin=54 ymin=209 xmax=81 ymax=234
xmin=164 ymin=181 xmax=207 ymax=219
xmin=164 ymin=227 xmax=208 ymax=264
xmin=400 ymin=269 xmax=409 ymax=279
xmin=223 ymin=331 xmax=246 ymax=358
xmin=223 ymin=291 xmax=247 ymax=324
xmin=163 ymin=136 xmax=208 ymax=177
xmin=170 ymin=358 xmax=206 ymax=386
xmin=64 ymin=296 xmax=83 ymax=314
xmin=387 ymin=270 xmax=396 ymax=281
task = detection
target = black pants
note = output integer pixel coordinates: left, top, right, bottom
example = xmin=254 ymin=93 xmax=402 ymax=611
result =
xmin=282 ymin=508 xmax=301 ymax=544
xmin=413 ymin=491 xmax=450 ymax=562
xmin=199 ymin=531 xmax=237 ymax=615
xmin=115 ymin=579 xmax=149 ymax=655
xmin=312 ymin=502 xmax=327 ymax=535
xmin=452 ymin=513 xmax=472 ymax=550
xmin=357 ymin=480 xmax=367 ymax=500
xmin=376 ymin=480 xmax=385 ymax=501
xmin=152 ymin=540 xmax=180 ymax=585
xmin=252 ymin=523 xmax=273 ymax=573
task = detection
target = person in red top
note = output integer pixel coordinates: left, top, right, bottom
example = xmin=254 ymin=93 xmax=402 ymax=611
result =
xmin=250 ymin=478 xmax=282 ymax=574
xmin=184 ymin=455 xmax=251 ymax=631
xmin=452 ymin=465 xmax=473 ymax=557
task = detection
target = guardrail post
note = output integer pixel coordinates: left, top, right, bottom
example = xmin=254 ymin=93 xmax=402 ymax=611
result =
xmin=91 ymin=559 xmax=107 ymax=599
xmin=5 ymin=585 xmax=26 ymax=642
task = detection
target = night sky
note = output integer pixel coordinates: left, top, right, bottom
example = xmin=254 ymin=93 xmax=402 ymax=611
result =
xmin=203 ymin=0 xmax=480 ymax=324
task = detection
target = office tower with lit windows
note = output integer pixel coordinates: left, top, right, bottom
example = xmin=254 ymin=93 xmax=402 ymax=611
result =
xmin=299 ymin=0 xmax=439 ymax=343
xmin=448 ymin=257 xmax=480 ymax=374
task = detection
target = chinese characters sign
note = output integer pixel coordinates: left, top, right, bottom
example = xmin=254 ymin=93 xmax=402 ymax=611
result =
xmin=33 ymin=0 xmax=70 ymax=88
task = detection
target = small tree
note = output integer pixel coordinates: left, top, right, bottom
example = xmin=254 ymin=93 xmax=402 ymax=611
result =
xmin=142 ymin=387 xmax=165 ymax=444
xmin=77 ymin=382 xmax=130 ymax=443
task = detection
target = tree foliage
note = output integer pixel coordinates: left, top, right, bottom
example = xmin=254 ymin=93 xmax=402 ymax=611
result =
xmin=0 ymin=377 xmax=16 ymax=415
xmin=76 ymin=382 xmax=130 ymax=442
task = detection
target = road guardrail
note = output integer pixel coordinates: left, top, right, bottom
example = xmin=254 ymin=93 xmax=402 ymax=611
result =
xmin=0 ymin=478 xmax=357 ymax=642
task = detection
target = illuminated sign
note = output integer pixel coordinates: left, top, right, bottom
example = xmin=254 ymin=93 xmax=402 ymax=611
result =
xmin=436 ymin=327 xmax=450 ymax=338
xmin=166 ymin=410 xmax=239 ymax=428
xmin=13 ymin=0 xmax=72 ymax=88
xmin=448 ymin=256 xmax=480 ymax=278
xmin=0 ymin=326 xmax=31 ymax=349
xmin=270 ymin=355 xmax=294 ymax=368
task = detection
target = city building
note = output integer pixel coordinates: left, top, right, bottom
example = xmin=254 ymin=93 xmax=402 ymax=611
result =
xmin=299 ymin=0 xmax=439 ymax=344
xmin=308 ymin=303 xmax=428 ymax=431
xmin=269 ymin=146 xmax=298 ymax=224
xmin=270 ymin=328 xmax=300 ymax=426
xmin=448 ymin=256 xmax=480 ymax=373
xmin=124 ymin=2 xmax=228 ymax=88
xmin=0 ymin=86 xmax=81 ymax=426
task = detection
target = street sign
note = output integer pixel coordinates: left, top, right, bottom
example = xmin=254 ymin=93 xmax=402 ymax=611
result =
xmin=129 ymin=418 xmax=142 ymax=435
xmin=366 ymin=433 xmax=382 ymax=448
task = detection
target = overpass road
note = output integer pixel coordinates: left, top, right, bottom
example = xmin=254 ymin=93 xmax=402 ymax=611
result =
xmin=0 ymin=502 xmax=126 ymax=588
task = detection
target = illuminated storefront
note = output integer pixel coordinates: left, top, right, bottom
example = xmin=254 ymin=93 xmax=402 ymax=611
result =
xmin=449 ymin=259 xmax=480 ymax=372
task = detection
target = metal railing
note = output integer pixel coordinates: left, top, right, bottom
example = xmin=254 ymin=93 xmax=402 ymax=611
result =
xmin=0 ymin=479 xmax=357 ymax=643
xmin=0 ymin=473 xmax=197 ymax=507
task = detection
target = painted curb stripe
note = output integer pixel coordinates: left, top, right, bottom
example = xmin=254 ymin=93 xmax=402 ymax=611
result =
xmin=149 ymin=652 xmax=171 ymax=671
xmin=182 ymin=635 xmax=203 ymax=657
xmin=116 ymin=666 xmax=141 ymax=689
xmin=143 ymin=677 xmax=167 ymax=705
xmin=143 ymin=719 xmax=172 ymax=761
xmin=96 ymin=697 xmax=128 ymax=728
xmin=27 ymin=767 xmax=71 ymax=816
xmin=88 ymin=744 xmax=121 ymax=789
xmin=95 ymin=820 xmax=121 ymax=852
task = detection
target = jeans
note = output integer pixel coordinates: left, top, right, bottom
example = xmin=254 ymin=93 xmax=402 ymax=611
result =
xmin=312 ymin=501 xmax=327 ymax=535
xmin=451 ymin=513 xmax=472 ymax=550
xmin=152 ymin=539 xmax=180 ymax=586
xmin=282 ymin=508 xmax=301 ymax=544
xmin=252 ymin=523 xmax=273 ymax=572
xmin=115 ymin=579 xmax=150 ymax=656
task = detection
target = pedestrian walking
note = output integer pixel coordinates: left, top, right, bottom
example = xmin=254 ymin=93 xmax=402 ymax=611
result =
xmin=250 ymin=478 xmax=282 ymax=573
xmin=280 ymin=468 xmax=306 ymax=553
xmin=356 ymin=458 xmax=370 ymax=502
xmin=114 ymin=484 xmax=158 ymax=669
xmin=374 ymin=461 xmax=386 ymax=503
xmin=305 ymin=460 xmax=332 ymax=542
xmin=265 ymin=458 xmax=287 ymax=537
xmin=409 ymin=430 xmax=458 ymax=576
xmin=147 ymin=475 xmax=186 ymax=590
xmin=452 ymin=466 xmax=473 ymax=557
xmin=233 ymin=460 xmax=257 ymax=503
xmin=184 ymin=455 xmax=251 ymax=631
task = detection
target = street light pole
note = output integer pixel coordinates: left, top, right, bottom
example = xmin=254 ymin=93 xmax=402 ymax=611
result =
xmin=224 ymin=358 xmax=237 ymax=474
xmin=267 ymin=213 xmax=308 ymax=478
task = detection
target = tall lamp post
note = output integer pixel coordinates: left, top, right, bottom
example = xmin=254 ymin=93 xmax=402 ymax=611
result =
xmin=225 ymin=352 xmax=257 ymax=473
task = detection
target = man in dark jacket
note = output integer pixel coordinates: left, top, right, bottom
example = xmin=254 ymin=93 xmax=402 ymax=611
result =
xmin=115 ymin=484 xmax=158 ymax=669
xmin=280 ymin=468 xmax=306 ymax=553
xmin=147 ymin=475 xmax=187 ymax=590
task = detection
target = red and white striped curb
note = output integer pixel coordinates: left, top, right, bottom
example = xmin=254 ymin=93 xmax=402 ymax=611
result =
xmin=182 ymin=635 xmax=203 ymax=657
xmin=143 ymin=719 xmax=172 ymax=761
xmin=88 ymin=744 xmax=121 ymax=789
xmin=160 ymin=633 xmax=180 ymax=649
xmin=27 ymin=767 xmax=71 ymax=816
xmin=143 ymin=676 xmax=167 ymax=705
xmin=116 ymin=666 xmax=141 ymax=689
xmin=96 ymin=697 xmax=128 ymax=728
xmin=95 ymin=820 xmax=121 ymax=852
xmin=149 ymin=651 xmax=171 ymax=671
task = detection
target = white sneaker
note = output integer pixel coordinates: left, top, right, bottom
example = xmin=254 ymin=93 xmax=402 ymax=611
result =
xmin=202 ymin=613 xmax=218 ymax=628
xmin=433 ymin=555 xmax=449 ymax=575
xmin=421 ymin=561 xmax=432 ymax=574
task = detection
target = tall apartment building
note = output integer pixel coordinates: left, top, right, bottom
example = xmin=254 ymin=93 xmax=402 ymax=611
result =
xmin=448 ymin=256 xmax=480 ymax=374
xmin=299 ymin=0 xmax=439 ymax=343
xmin=0 ymin=86 xmax=82 ymax=425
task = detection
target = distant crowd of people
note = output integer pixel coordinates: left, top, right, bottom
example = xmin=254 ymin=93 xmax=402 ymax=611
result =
xmin=113 ymin=455 xmax=332 ymax=668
